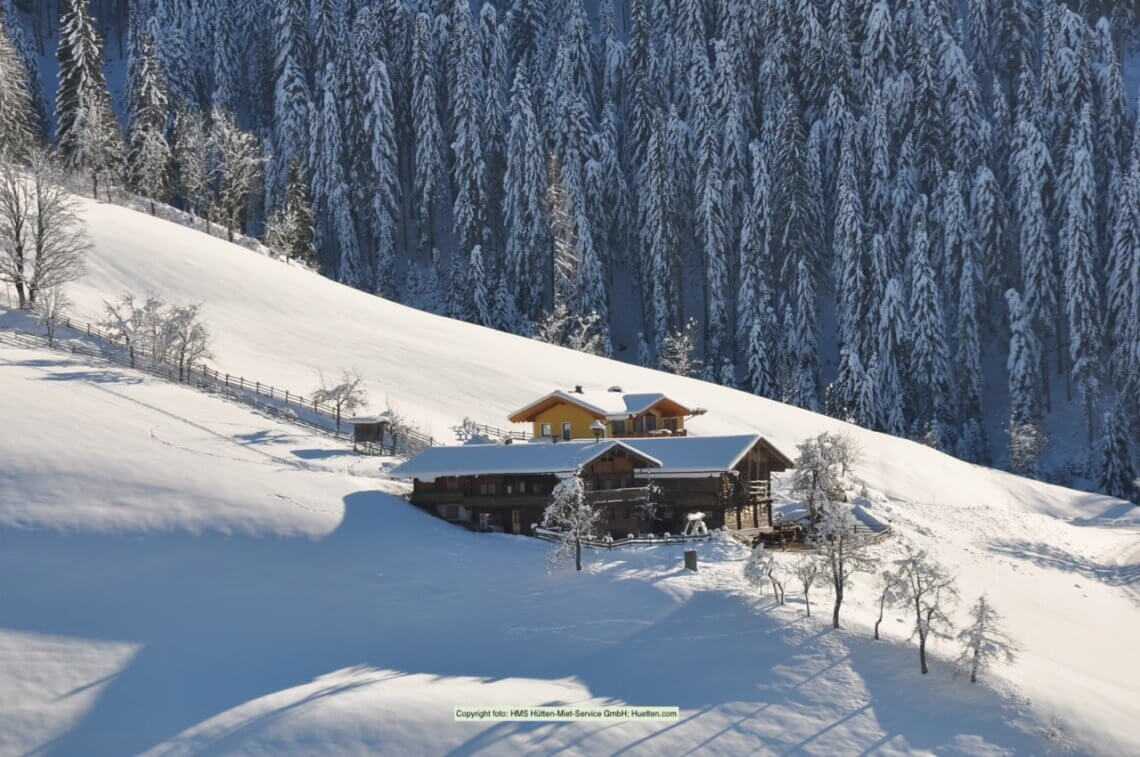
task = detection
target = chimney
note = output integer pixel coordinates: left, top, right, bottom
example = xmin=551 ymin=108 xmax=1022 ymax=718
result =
xmin=573 ymin=384 xmax=583 ymax=394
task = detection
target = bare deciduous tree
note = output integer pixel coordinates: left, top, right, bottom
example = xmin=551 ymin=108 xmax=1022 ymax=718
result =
xmin=312 ymin=367 xmax=368 ymax=433
xmin=812 ymin=501 xmax=875 ymax=629
xmin=873 ymin=568 xmax=906 ymax=640
xmin=744 ymin=543 xmax=785 ymax=602
xmin=0 ymin=150 xmax=88 ymax=309
xmin=34 ymin=284 xmax=70 ymax=346
xmin=101 ymin=291 xmax=146 ymax=366
xmin=895 ymin=546 xmax=959 ymax=674
xmin=956 ymin=595 xmax=1017 ymax=683
xmin=794 ymin=556 xmax=822 ymax=617
xmin=164 ymin=303 xmax=213 ymax=381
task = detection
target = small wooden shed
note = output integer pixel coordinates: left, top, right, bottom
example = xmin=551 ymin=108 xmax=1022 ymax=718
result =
xmin=347 ymin=415 xmax=393 ymax=450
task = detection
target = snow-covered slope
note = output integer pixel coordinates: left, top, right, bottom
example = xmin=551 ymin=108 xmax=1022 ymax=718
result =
xmin=2 ymin=197 xmax=1138 ymax=754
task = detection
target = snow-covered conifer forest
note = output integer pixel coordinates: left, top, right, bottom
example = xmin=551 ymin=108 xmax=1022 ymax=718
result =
xmin=1 ymin=0 xmax=1138 ymax=495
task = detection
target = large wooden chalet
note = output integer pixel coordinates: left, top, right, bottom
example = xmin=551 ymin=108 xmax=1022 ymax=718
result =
xmin=390 ymin=385 xmax=794 ymax=537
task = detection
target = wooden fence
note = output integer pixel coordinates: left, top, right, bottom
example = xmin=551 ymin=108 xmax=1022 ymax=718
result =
xmin=532 ymin=527 xmax=714 ymax=550
xmin=2 ymin=317 xmax=435 ymax=458
xmin=453 ymin=419 xmax=531 ymax=442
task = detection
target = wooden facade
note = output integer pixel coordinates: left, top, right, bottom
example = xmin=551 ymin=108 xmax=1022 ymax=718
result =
xmin=407 ymin=446 xmax=654 ymax=535
xmin=405 ymin=436 xmax=791 ymax=539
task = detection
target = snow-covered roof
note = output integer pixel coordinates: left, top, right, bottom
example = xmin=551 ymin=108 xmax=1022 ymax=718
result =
xmin=346 ymin=414 xmax=392 ymax=425
xmin=623 ymin=435 xmax=794 ymax=476
xmin=388 ymin=439 xmax=663 ymax=481
xmin=507 ymin=388 xmax=690 ymax=422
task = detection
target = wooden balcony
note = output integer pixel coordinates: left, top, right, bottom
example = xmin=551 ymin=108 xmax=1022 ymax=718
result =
xmin=410 ymin=486 xmax=652 ymax=510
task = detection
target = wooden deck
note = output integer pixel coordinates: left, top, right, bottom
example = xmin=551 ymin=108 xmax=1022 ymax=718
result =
xmin=411 ymin=486 xmax=652 ymax=510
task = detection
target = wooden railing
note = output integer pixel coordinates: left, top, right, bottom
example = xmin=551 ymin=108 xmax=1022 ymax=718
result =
xmin=453 ymin=419 xmax=531 ymax=442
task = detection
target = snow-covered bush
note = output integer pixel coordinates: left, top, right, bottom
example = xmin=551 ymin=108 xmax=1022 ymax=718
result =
xmin=541 ymin=474 xmax=604 ymax=572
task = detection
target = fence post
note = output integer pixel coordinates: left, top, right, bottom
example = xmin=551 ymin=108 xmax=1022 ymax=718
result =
xmin=255 ymin=381 xmax=260 ymax=394
xmin=240 ymin=377 xmax=244 ymax=389
xmin=284 ymin=390 xmax=289 ymax=405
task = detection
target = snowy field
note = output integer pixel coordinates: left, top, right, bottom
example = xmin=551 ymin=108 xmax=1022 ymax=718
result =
xmin=1 ymin=198 xmax=1138 ymax=754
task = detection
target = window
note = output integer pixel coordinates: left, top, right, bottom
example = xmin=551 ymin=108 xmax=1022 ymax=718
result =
xmin=645 ymin=414 xmax=658 ymax=431
xmin=611 ymin=419 xmax=626 ymax=435
xmin=445 ymin=477 xmax=459 ymax=491
xmin=663 ymin=416 xmax=678 ymax=431
xmin=633 ymin=417 xmax=645 ymax=433
xmin=478 ymin=482 xmax=497 ymax=495
xmin=540 ymin=423 xmax=552 ymax=437
xmin=505 ymin=482 xmax=513 ymax=494
xmin=561 ymin=421 xmax=572 ymax=440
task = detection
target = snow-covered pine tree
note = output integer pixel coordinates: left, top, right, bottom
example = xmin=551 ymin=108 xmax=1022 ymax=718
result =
xmin=908 ymin=195 xmax=954 ymax=449
xmin=212 ymin=0 xmax=242 ymax=112
xmin=1107 ymin=167 xmax=1140 ymax=385
xmin=264 ymin=157 xmax=316 ymax=268
xmin=956 ymin=231 xmax=989 ymax=463
xmin=363 ymin=57 xmax=400 ymax=297
xmin=269 ymin=0 xmax=312 ymax=212
xmin=1013 ymin=118 xmax=1059 ymax=410
xmin=56 ymin=0 xmax=121 ymax=195
xmin=0 ymin=17 xmax=37 ymax=160
xmin=1 ymin=0 xmax=46 ymax=140
xmin=502 ymin=63 xmax=547 ymax=324
xmin=970 ymin=166 xmax=1007 ymax=320
xmin=127 ymin=30 xmax=171 ymax=214
xmin=702 ymin=155 xmax=730 ymax=369
xmin=832 ymin=124 xmax=866 ymax=364
xmin=1005 ymin=288 xmax=1045 ymax=476
xmin=480 ymin=3 xmax=508 ymax=255
xmin=410 ymin=13 xmax=443 ymax=258
xmin=450 ymin=2 xmax=487 ymax=265
xmin=642 ymin=114 xmax=677 ymax=349
xmin=1097 ymin=401 xmax=1138 ymax=502
xmin=1061 ymin=104 xmax=1103 ymax=444
xmin=739 ymin=142 xmax=779 ymax=398
xmin=875 ymin=277 xmax=909 ymax=435
xmin=787 ymin=258 xmax=820 ymax=411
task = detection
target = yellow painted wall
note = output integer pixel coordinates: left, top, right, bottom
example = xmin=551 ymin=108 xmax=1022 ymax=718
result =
xmin=529 ymin=401 xmax=685 ymax=438
xmin=531 ymin=402 xmax=602 ymax=438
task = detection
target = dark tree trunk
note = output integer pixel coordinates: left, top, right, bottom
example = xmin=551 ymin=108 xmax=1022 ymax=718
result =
xmin=575 ymin=537 xmax=582 ymax=571
xmin=832 ymin=586 xmax=842 ymax=629
xmin=919 ymin=631 xmax=929 ymax=674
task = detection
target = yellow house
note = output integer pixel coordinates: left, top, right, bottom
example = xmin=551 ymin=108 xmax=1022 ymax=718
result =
xmin=507 ymin=386 xmax=698 ymax=440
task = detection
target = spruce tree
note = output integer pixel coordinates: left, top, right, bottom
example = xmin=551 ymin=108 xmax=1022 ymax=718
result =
xmin=1097 ymin=402 xmax=1137 ymax=502
xmin=450 ymin=3 xmax=487 ymax=263
xmin=270 ymin=0 xmax=312 ymax=212
xmin=702 ymin=156 xmax=730 ymax=369
xmin=411 ymin=13 xmax=443 ymax=257
xmin=956 ymin=235 xmax=989 ymax=463
xmin=1107 ymin=168 xmax=1140 ymax=385
xmin=364 ymin=58 xmax=400 ymax=296
xmin=0 ymin=18 xmax=37 ymax=159
xmin=502 ymin=64 xmax=547 ymax=322
xmin=127 ymin=30 xmax=171 ymax=214
xmin=875 ymin=277 xmax=909 ymax=436
xmin=1014 ymin=119 xmax=1059 ymax=409
xmin=1005 ymin=289 xmax=1044 ymax=476
xmin=56 ymin=0 xmax=121 ymax=194
xmin=264 ymin=157 xmax=317 ymax=267
xmin=908 ymin=196 xmax=954 ymax=449
xmin=787 ymin=258 xmax=820 ymax=411
xmin=1062 ymin=105 xmax=1103 ymax=444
